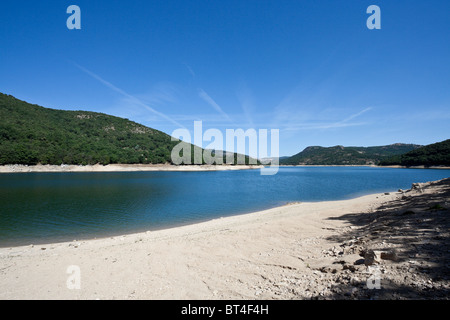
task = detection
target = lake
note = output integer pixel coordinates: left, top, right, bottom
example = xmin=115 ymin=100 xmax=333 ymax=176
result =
xmin=0 ymin=166 xmax=449 ymax=247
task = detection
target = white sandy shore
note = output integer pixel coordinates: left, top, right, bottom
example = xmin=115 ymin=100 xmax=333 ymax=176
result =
xmin=0 ymin=192 xmax=400 ymax=300
xmin=0 ymin=179 xmax=448 ymax=300
xmin=2 ymin=164 xmax=448 ymax=174
xmin=0 ymin=164 xmax=263 ymax=173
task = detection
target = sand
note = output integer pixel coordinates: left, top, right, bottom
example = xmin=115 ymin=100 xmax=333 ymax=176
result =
xmin=0 ymin=164 xmax=264 ymax=173
xmin=0 ymin=179 xmax=448 ymax=300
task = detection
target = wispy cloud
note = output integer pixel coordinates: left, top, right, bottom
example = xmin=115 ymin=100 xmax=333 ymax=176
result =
xmin=316 ymin=107 xmax=372 ymax=129
xmin=341 ymin=107 xmax=372 ymax=123
xmin=282 ymin=121 xmax=364 ymax=132
xmin=72 ymin=62 xmax=185 ymax=128
xmin=236 ymin=84 xmax=255 ymax=127
xmin=278 ymin=107 xmax=373 ymax=132
xmin=198 ymin=88 xmax=233 ymax=122
xmin=184 ymin=64 xmax=196 ymax=79
xmin=139 ymin=83 xmax=179 ymax=106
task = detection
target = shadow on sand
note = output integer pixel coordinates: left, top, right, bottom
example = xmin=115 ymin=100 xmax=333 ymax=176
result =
xmin=314 ymin=178 xmax=450 ymax=299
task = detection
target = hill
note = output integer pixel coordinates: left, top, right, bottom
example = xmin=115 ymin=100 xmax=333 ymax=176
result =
xmin=379 ymin=139 xmax=450 ymax=167
xmin=280 ymin=144 xmax=422 ymax=166
xmin=0 ymin=93 xmax=255 ymax=166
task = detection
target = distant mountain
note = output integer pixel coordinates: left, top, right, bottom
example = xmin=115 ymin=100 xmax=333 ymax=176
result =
xmin=280 ymin=143 xmax=422 ymax=166
xmin=0 ymin=93 xmax=256 ymax=166
xmin=379 ymin=139 xmax=450 ymax=167
xmin=259 ymin=156 xmax=289 ymax=164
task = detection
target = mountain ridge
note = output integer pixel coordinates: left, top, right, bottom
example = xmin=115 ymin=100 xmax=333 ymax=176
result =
xmin=280 ymin=143 xmax=423 ymax=166
xmin=0 ymin=93 xmax=255 ymax=166
xmin=379 ymin=139 xmax=450 ymax=167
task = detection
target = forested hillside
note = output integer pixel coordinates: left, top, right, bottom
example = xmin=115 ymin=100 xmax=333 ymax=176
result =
xmin=379 ymin=139 xmax=450 ymax=167
xmin=281 ymin=144 xmax=422 ymax=165
xmin=0 ymin=93 xmax=255 ymax=166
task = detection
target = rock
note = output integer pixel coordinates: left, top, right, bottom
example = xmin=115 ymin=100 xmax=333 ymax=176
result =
xmin=384 ymin=192 xmax=390 ymax=195
xmin=319 ymin=267 xmax=327 ymax=273
xmin=318 ymin=266 xmax=337 ymax=274
xmin=350 ymin=276 xmax=361 ymax=286
xmin=380 ymin=249 xmax=399 ymax=262
xmin=354 ymin=258 xmax=365 ymax=265
xmin=343 ymin=264 xmax=357 ymax=272
xmin=359 ymin=248 xmax=368 ymax=257
xmin=411 ymin=183 xmax=424 ymax=193
xmin=364 ymin=249 xmax=380 ymax=266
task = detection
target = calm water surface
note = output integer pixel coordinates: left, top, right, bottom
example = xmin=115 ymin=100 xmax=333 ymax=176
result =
xmin=1 ymin=166 xmax=449 ymax=247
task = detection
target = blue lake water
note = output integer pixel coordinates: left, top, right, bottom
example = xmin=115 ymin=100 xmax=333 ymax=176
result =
xmin=0 ymin=166 xmax=449 ymax=247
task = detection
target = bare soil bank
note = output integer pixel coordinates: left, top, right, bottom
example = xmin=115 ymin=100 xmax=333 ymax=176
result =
xmin=0 ymin=164 xmax=263 ymax=173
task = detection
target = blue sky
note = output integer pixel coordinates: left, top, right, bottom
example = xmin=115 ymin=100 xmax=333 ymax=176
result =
xmin=1 ymin=0 xmax=449 ymax=157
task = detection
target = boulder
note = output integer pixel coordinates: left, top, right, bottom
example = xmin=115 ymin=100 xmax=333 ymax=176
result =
xmin=411 ymin=183 xmax=424 ymax=193
xmin=364 ymin=249 xmax=380 ymax=266
xmin=343 ymin=264 xmax=357 ymax=272
xmin=380 ymin=249 xmax=399 ymax=262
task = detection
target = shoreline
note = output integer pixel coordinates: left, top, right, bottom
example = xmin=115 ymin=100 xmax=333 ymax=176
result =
xmin=1 ymin=164 xmax=449 ymax=174
xmin=1 ymin=178 xmax=448 ymax=299
xmin=0 ymin=163 xmax=264 ymax=173
xmin=0 ymin=194 xmax=376 ymax=250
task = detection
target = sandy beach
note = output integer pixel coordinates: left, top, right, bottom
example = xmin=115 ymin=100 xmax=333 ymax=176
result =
xmin=0 ymin=178 xmax=448 ymax=300
xmin=2 ymin=164 xmax=449 ymax=174
xmin=0 ymin=164 xmax=264 ymax=173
